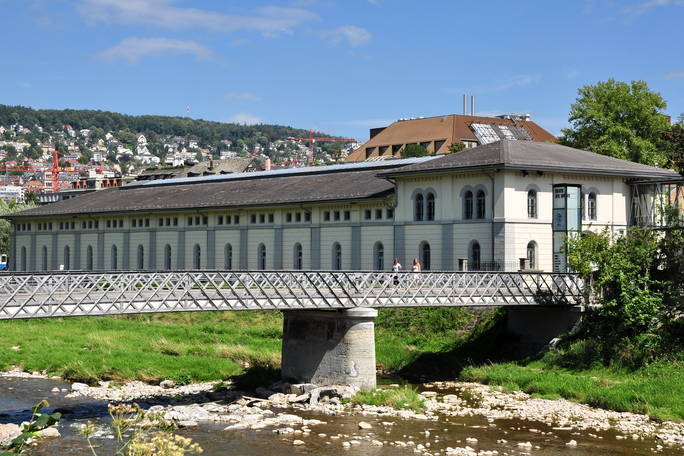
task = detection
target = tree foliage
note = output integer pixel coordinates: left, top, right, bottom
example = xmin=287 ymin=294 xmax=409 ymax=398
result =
xmin=401 ymin=144 xmax=430 ymax=158
xmin=566 ymin=227 xmax=684 ymax=367
xmin=447 ymin=141 xmax=466 ymax=153
xmin=561 ymin=79 xmax=670 ymax=166
xmin=663 ymin=114 xmax=684 ymax=175
xmin=0 ymin=200 xmax=36 ymax=256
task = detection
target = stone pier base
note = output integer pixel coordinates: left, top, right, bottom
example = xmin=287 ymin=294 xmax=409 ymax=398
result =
xmin=506 ymin=306 xmax=583 ymax=351
xmin=281 ymin=308 xmax=377 ymax=391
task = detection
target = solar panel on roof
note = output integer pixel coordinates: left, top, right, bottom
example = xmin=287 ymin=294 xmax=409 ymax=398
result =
xmin=130 ymin=155 xmax=440 ymax=188
xmin=470 ymin=123 xmax=500 ymax=144
xmin=470 ymin=123 xmax=532 ymax=144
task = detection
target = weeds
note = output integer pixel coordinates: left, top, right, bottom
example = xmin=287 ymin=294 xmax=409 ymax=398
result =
xmin=351 ymin=386 xmax=425 ymax=412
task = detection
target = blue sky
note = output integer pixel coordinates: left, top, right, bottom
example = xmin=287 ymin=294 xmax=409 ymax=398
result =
xmin=1 ymin=0 xmax=683 ymax=140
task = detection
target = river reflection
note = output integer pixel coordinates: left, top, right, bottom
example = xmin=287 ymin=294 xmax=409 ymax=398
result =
xmin=1 ymin=377 xmax=680 ymax=456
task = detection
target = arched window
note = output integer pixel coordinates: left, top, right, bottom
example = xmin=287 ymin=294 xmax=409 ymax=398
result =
xmin=111 ymin=245 xmax=118 ymax=270
xmin=257 ymin=243 xmax=266 ymax=270
xmin=193 ymin=244 xmax=201 ymax=269
xmin=224 ymin=244 xmax=233 ymax=270
xmin=419 ymin=241 xmax=431 ymax=271
xmin=414 ymin=193 xmax=424 ymax=221
xmin=164 ymin=244 xmax=172 ymax=270
xmin=527 ymin=190 xmax=537 ymax=219
xmin=426 ymin=192 xmax=435 ymax=221
xmin=469 ymin=241 xmax=481 ymax=271
xmin=86 ymin=245 xmax=93 ymax=270
xmin=63 ymin=246 xmax=70 ymax=270
xmin=373 ymin=242 xmax=384 ymax=270
xmin=41 ymin=246 xmax=48 ymax=271
xmin=293 ymin=243 xmax=303 ymax=270
xmin=20 ymin=246 xmax=27 ymax=272
xmin=588 ymin=192 xmax=597 ymax=220
xmin=332 ymin=242 xmax=342 ymax=270
xmin=464 ymin=191 xmax=473 ymax=219
xmin=137 ymin=245 xmax=144 ymax=269
xmin=476 ymin=190 xmax=486 ymax=219
xmin=527 ymin=241 xmax=537 ymax=269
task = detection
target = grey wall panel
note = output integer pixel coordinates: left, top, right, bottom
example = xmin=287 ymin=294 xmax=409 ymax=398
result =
xmin=51 ymin=234 xmax=58 ymax=270
xmin=239 ymin=228 xmax=248 ymax=269
xmin=393 ymin=224 xmax=405 ymax=265
xmin=351 ymin=226 xmax=361 ymax=270
xmin=310 ymin=227 xmax=321 ymax=269
xmin=74 ymin=234 xmax=81 ymax=270
xmin=149 ymin=231 xmax=157 ymax=269
xmin=274 ymin=227 xmax=283 ymax=269
xmin=97 ymin=232 xmax=104 ymax=270
xmin=122 ymin=231 xmax=130 ymax=269
xmin=441 ymin=223 xmax=453 ymax=270
xmin=206 ymin=230 xmax=215 ymax=269
xmin=177 ymin=231 xmax=186 ymax=269
xmin=29 ymin=234 xmax=37 ymax=271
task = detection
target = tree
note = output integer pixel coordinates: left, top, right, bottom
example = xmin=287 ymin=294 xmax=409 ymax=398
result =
xmin=447 ymin=142 xmax=465 ymax=153
xmin=561 ymin=79 xmax=670 ymax=166
xmin=663 ymin=114 xmax=684 ymax=175
xmin=401 ymin=144 xmax=430 ymax=158
xmin=0 ymin=200 xmax=36 ymax=256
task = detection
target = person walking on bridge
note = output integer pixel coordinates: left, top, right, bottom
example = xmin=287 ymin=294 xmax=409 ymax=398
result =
xmin=411 ymin=258 xmax=422 ymax=272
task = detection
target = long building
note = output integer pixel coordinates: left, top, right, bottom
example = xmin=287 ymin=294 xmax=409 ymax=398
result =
xmin=5 ymin=140 xmax=680 ymax=273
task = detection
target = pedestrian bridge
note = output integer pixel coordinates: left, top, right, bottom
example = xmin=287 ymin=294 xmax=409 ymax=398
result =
xmin=0 ymin=270 xmax=585 ymax=320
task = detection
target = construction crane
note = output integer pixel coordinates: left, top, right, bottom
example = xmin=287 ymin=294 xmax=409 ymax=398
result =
xmin=1 ymin=149 xmax=92 ymax=193
xmin=287 ymin=130 xmax=357 ymax=164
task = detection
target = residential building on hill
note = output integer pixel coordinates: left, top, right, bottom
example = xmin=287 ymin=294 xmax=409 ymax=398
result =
xmin=5 ymin=141 xmax=680 ymax=273
xmin=345 ymin=114 xmax=556 ymax=162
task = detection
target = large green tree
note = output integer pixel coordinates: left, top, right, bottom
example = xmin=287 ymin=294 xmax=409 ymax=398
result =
xmin=663 ymin=114 xmax=684 ymax=175
xmin=561 ymin=79 xmax=670 ymax=166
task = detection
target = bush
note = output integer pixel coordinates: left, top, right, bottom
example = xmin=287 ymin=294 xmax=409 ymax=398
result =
xmin=351 ymin=386 xmax=425 ymax=412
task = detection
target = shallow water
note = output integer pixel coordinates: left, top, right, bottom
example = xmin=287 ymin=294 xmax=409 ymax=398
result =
xmin=2 ymin=377 xmax=681 ymax=455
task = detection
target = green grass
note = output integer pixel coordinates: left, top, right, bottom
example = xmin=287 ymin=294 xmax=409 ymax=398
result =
xmin=461 ymin=360 xmax=684 ymax=421
xmin=0 ymin=308 xmax=487 ymax=385
xmin=0 ymin=312 xmax=283 ymax=384
xmin=351 ymin=386 xmax=425 ymax=412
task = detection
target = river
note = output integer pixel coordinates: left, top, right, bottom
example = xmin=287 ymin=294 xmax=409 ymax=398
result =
xmin=1 ymin=376 xmax=680 ymax=455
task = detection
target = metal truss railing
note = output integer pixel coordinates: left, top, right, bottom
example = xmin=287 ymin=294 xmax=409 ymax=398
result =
xmin=0 ymin=270 xmax=586 ymax=320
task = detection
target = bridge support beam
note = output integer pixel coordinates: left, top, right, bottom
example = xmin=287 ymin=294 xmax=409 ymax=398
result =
xmin=281 ymin=308 xmax=377 ymax=391
xmin=506 ymin=306 xmax=583 ymax=351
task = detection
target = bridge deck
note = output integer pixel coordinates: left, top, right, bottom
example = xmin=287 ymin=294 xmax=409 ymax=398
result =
xmin=0 ymin=270 xmax=585 ymax=320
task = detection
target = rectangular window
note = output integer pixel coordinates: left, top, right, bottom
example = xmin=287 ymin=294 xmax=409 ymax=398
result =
xmin=166 ymin=218 xmax=171 ymax=226
xmin=268 ymin=213 xmax=274 ymax=223
xmin=218 ymin=215 xmax=224 ymax=225
xmin=119 ymin=220 xmax=123 ymax=228
xmin=88 ymin=221 xmax=93 ymax=229
xmin=145 ymin=219 xmax=150 ymax=227
xmin=233 ymin=215 xmax=240 ymax=224
xmin=324 ymin=211 xmax=330 ymax=221
xmin=195 ymin=216 xmax=200 ymax=226
xmin=286 ymin=213 xmax=292 ymax=223
xmin=82 ymin=221 xmax=87 ymax=229
xmin=259 ymin=214 xmax=265 ymax=224
xmin=379 ymin=145 xmax=389 ymax=156
xmin=173 ymin=217 xmax=178 ymax=226
xmin=49 ymin=222 xmax=53 ymax=230
xmin=375 ymin=209 xmax=382 ymax=220
xmin=59 ymin=222 xmax=63 ymax=230
xmin=344 ymin=210 xmax=351 ymax=221
xmin=364 ymin=209 xmax=371 ymax=220
xmin=95 ymin=221 xmax=99 ymax=229
xmin=159 ymin=219 xmax=164 ymax=227
xmin=387 ymin=208 xmax=394 ymax=219
xmin=334 ymin=211 xmax=340 ymax=221
xmin=304 ymin=212 xmax=311 ymax=222
xmin=295 ymin=212 xmax=302 ymax=222
xmin=202 ymin=216 xmax=208 ymax=225
xmin=226 ymin=215 xmax=231 ymax=225
xmin=250 ymin=214 xmax=256 ymax=224
xmin=188 ymin=217 xmax=193 ymax=226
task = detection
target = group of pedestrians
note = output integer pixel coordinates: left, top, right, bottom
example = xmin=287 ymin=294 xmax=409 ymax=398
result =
xmin=391 ymin=257 xmax=421 ymax=272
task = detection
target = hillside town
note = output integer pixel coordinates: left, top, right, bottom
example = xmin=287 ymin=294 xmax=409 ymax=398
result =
xmin=0 ymin=118 xmax=361 ymax=203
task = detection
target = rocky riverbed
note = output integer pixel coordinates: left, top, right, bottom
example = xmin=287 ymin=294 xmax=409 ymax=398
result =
xmin=3 ymin=369 xmax=684 ymax=455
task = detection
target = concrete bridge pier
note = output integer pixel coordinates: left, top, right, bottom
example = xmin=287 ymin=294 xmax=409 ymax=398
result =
xmin=506 ymin=306 xmax=584 ymax=351
xmin=281 ymin=308 xmax=377 ymax=391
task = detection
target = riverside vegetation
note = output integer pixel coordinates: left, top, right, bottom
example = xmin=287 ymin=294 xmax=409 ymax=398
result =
xmin=1 ymin=227 xmax=683 ymax=421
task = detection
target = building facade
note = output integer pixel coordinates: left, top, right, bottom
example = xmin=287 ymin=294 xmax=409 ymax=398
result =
xmin=5 ymin=141 xmax=680 ymax=273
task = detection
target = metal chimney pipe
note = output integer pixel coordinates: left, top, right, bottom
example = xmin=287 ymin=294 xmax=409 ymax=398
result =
xmin=471 ymin=95 xmax=476 ymax=116
xmin=463 ymin=94 xmax=467 ymax=115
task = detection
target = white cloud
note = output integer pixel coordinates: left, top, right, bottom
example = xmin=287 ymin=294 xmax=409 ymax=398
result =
xmin=226 ymin=112 xmax=264 ymax=125
xmin=78 ymin=0 xmax=320 ymax=36
xmin=622 ymin=0 xmax=684 ymax=18
xmin=96 ymin=37 xmax=212 ymax=64
xmin=225 ymin=92 xmax=261 ymax=102
xmin=321 ymin=25 xmax=373 ymax=47
xmin=664 ymin=70 xmax=684 ymax=80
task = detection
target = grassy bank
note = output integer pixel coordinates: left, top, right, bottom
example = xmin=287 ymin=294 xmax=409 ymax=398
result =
xmin=0 ymin=307 xmax=491 ymax=384
xmin=462 ymin=359 xmax=684 ymax=421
